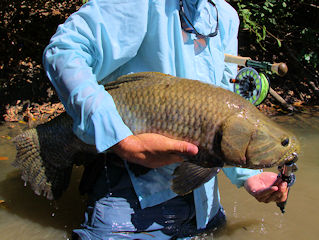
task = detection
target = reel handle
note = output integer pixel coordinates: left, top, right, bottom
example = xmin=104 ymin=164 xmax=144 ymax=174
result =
xmin=224 ymin=54 xmax=288 ymax=77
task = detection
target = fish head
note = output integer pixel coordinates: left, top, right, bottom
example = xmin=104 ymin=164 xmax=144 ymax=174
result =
xmin=221 ymin=111 xmax=300 ymax=169
xmin=245 ymin=114 xmax=300 ymax=168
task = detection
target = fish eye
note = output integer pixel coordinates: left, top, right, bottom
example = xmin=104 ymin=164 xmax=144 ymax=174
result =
xmin=281 ymin=138 xmax=289 ymax=147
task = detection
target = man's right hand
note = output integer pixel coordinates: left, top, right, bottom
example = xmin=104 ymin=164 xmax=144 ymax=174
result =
xmin=110 ymin=133 xmax=198 ymax=168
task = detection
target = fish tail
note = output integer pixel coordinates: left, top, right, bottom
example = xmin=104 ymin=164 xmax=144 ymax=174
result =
xmin=12 ymin=128 xmax=56 ymax=199
xmin=12 ymin=114 xmax=80 ymax=200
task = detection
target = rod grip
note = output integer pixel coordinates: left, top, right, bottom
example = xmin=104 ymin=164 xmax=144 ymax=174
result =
xmin=224 ymin=54 xmax=250 ymax=67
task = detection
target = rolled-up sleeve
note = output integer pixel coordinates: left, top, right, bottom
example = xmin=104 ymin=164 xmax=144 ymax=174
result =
xmin=43 ymin=0 xmax=148 ymax=152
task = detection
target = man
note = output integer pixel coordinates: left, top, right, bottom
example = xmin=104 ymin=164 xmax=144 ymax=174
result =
xmin=43 ymin=0 xmax=288 ymax=239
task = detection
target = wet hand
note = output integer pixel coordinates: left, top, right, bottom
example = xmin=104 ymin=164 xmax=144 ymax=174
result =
xmin=244 ymin=172 xmax=288 ymax=203
xmin=110 ymin=133 xmax=198 ymax=168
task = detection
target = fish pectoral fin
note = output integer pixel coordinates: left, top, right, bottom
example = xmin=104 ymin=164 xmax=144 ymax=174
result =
xmin=171 ymin=162 xmax=220 ymax=196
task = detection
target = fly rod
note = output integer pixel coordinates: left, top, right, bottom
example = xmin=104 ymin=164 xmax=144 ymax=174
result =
xmin=224 ymin=54 xmax=288 ymax=77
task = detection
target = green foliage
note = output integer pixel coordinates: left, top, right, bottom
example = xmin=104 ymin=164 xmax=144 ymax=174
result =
xmin=299 ymin=27 xmax=319 ymax=69
xmin=228 ymin=0 xmax=319 ymax=80
xmin=232 ymin=0 xmax=294 ymax=48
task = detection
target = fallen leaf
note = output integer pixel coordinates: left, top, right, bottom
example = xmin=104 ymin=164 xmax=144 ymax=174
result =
xmin=293 ymin=101 xmax=304 ymax=107
xmin=0 ymin=200 xmax=8 ymax=209
xmin=0 ymin=136 xmax=11 ymax=140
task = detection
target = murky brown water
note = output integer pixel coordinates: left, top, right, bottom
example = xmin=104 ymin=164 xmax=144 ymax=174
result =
xmin=0 ymin=112 xmax=319 ymax=240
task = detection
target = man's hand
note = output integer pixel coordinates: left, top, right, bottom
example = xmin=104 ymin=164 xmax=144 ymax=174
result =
xmin=244 ymin=172 xmax=288 ymax=203
xmin=110 ymin=133 xmax=198 ymax=168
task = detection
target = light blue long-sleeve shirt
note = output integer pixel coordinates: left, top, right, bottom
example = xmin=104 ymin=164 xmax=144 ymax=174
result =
xmin=43 ymin=0 xmax=261 ymax=230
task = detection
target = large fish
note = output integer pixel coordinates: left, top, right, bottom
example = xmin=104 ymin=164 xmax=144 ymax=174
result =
xmin=13 ymin=72 xmax=299 ymax=200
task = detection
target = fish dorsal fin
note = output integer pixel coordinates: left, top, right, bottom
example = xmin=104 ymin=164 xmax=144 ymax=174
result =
xmin=171 ymin=162 xmax=221 ymax=196
xmin=104 ymin=72 xmax=173 ymax=91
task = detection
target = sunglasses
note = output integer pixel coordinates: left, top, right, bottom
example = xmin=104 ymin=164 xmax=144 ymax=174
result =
xmin=179 ymin=0 xmax=219 ymax=39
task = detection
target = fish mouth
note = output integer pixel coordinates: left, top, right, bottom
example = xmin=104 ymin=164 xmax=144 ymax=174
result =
xmin=242 ymin=151 xmax=299 ymax=169
xmin=266 ymin=151 xmax=299 ymax=169
xmin=279 ymin=152 xmax=298 ymax=168
xmin=277 ymin=153 xmax=298 ymax=177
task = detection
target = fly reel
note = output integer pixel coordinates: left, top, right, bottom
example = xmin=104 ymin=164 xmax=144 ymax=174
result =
xmin=225 ymin=54 xmax=288 ymax=106
xmin=232 ymin=67 xmax=270 ymax=106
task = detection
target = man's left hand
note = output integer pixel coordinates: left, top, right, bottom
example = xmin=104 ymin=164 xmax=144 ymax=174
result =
xmin=244 ymin=172 xmax=288 ymax=203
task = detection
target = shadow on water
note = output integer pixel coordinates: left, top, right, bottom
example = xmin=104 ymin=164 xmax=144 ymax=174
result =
xmin=197 ymin=218 xmax=262 ymax=240
xmin=271 ymin=111 xmax=319 ymax=131
xmin=213 ymin=219 xmax=262 ymax=236
xmin=0 ymin=166 xmax=86 ymax=238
